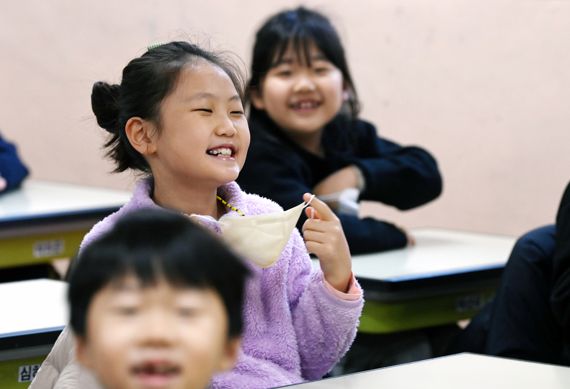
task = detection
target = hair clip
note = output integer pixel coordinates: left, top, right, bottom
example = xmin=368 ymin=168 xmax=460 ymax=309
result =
xmin=147 ymin=42 xmax=166 ymax=51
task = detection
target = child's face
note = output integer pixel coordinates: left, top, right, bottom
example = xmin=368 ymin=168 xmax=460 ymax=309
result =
xmin=148 ymin=60 xmax=250 ymax=189
xmin=76 ymin=275 xmax=239 ymax=389
xmin=252 ymin=43 xmax=345 ymax=137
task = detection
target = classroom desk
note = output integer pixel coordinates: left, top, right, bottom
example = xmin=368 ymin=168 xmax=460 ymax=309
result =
xmin=286 ymin=353 xmax=570 ymax=388
xmin=346 ymin=228 xmax=516 ymax=333
xmin=0 ymin=180 xmax=131 ymax=268
xmin=0 ymin=279 xmax=67 ymax=387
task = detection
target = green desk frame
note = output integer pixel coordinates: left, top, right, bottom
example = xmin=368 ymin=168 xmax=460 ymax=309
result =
xmin=0 ymin=180 xmax=130 ymax=269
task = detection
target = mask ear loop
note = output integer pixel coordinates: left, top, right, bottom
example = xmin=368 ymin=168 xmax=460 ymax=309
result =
xmin=303 ymin=194 xmax=316 ymax=208
xmin=303 ymin=194 xmax=316 ymax=219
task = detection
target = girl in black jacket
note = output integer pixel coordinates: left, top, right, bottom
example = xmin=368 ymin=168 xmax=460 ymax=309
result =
xmin=238 ymin=7 xmax=442 ymax=254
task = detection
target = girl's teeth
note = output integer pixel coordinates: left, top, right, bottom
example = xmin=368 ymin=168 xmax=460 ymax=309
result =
xmin=294 ymin=101 xmax=317 ymax=109
xmin=209 ymin=148 xmax=232 ymax=156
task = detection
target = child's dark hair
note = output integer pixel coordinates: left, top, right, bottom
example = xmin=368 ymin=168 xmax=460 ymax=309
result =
xmin=68 ymin=208 xmax=249 ymax=339
xmin=92 ymin=41 xmax=245 ymax=173
xmin=248 ymin=6 xmax=360 ymax=119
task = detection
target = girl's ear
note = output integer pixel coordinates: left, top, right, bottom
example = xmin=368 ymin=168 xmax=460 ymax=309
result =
xmin=342 ymin=83 xmax=351 ymax=102
xmin=125 ymin=117 xmax=157 ymax=156
xmin=249 ymin=88 xmax=265 ymax=111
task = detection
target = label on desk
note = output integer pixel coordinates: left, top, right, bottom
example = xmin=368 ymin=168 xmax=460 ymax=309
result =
xmin=33 ymin=239 xmax=65 ymax=258
xmin=0 ymin=356 xmax=43 ymax=388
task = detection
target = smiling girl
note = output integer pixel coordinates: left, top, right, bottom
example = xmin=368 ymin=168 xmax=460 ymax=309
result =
xmin=30 ymin=41 xmax=363 ymax=389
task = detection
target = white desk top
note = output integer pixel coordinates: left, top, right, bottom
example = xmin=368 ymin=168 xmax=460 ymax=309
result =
xmin=289 ymin=353 xmax=570 ymax=388
xmin=351 ymin=228 xmax=515 ymax=281
xmin=0 ymin=279 xmax=67 ymax=338
xmin=0 ymin=180 xmax=131 ymax=223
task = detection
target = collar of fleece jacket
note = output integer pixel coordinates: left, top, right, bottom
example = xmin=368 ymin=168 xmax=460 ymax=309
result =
xmin=133 ymin=177 xmax=271 ymax=217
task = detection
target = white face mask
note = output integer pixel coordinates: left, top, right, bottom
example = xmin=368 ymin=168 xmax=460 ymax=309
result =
xmin=219 ymin=196 xmax=314 ymax=268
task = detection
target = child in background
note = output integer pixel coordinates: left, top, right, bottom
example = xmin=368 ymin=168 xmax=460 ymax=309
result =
xmin=447 ymin=181 xmax=570 ymax=365
xmin=31 ymin=41 xmax=363 ymax=389
xmin=69 ymin=209 xmax=248 ymax=389
xmin=0 ymin=132 xmax=29 ymax=193
xmin=552 ymin=181 xmax=570 ymax=362
xmin=238 ymin=6 xmax=443 ymax=254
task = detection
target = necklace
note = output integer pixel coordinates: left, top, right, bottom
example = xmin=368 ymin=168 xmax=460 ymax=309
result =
xmin=216 ymin=195 xmax=245 ymax=216
xmin=182 ymin=196 xmax=245 ymax=218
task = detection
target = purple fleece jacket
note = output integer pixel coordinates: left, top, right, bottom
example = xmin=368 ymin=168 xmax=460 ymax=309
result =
xmin=81 ymin=178 xmax=363 ymax=388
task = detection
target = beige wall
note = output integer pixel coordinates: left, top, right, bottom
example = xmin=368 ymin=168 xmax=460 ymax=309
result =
xmin=1 ymin=0 xmax=568 ymax=236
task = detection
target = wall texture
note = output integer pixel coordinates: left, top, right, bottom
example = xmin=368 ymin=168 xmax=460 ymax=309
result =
xmin=1 ymin=0 xmax=568 ymax=236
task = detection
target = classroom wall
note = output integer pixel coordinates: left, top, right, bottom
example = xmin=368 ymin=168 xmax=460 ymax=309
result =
xmin=1 ymin=0 xmax=568 ymax=237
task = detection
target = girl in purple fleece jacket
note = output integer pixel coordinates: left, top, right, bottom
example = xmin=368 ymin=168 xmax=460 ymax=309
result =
xmin=31 ymin=41 xmax=362 ymax=389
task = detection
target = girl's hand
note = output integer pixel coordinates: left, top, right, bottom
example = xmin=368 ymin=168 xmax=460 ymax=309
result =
xmin=302 ymin=193 xmax=352 ymax=292
xmin=395 ymin=224 xmax=416 ymax=246
xmin=0 ymin=176 xmax=6 ymax=193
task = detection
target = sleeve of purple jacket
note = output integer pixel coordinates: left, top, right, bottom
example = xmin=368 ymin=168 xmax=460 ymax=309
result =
xmin=286 ymin=229 xmax=364 ymax=380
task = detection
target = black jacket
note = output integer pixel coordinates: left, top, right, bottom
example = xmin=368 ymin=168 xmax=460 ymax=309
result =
xmin=238 ymin=113 xmax=443 ymax=254
xmin=552 ymin=181 xmax=570 ymax=341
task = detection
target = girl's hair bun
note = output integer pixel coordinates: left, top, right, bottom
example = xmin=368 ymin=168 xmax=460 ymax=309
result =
xmin=91 ymin=81 xmax=121 ymax=134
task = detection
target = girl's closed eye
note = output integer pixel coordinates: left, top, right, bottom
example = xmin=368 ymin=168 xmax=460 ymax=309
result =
xmin=228 ymin=100 xmax=245 ymax=117
xmin=312 ymin=61 xmax=333 ymax=75
xmin=192 ymin=108 xmax=213 ymax=114
xmin=274 ymin=66 xmax=293 ymax=78
xmin=314 ymin=66 xmax=330 ymax=75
